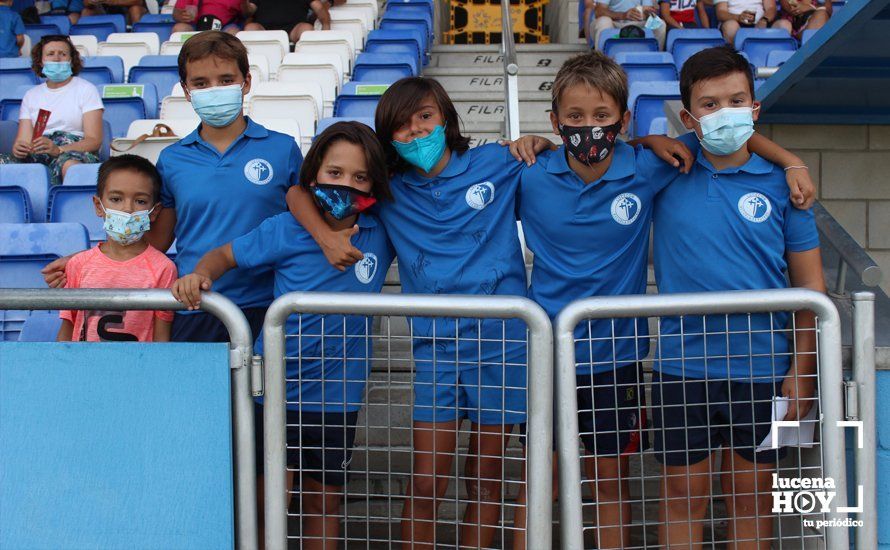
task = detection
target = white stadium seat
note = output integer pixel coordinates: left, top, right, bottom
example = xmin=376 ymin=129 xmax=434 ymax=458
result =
xmin=295 ymin=31 xmax=355 ymax=74
xmin=160 ymin=31 xmax=199 ymax=56
xmin=71 ymin=35 xmax=98 ymax=57
xmin=277 ymin=53 xmax=343 ymax=118
xmin=107 ymin=32 xmax=160 ymax=55
xmin=248 ymin=82 xmax=323 ymax=151
xmin=319 ymin=10 xmax=368 ymax=50
xmin=98 ymin=42 xmax=153 ymax=77
xmin=345 ymin=0 xmax=378 ymax=19
xmin=251 ymin=117 xmax=303 ymax=153
xmin=329 ymin=5 xmax=375 ymax=33
xmin=236 ymin=30 xmax=289 ymax=76
xmin=248 ymin=53 xmax=270 ymax=83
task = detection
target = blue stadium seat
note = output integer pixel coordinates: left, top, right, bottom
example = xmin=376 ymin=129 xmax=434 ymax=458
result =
xmin=385 ymin=0 xmax=434 ymax=19
xmin=0 ymin=68 xmax=39 ymax=89
xmin=99 ymin=119 xmax=112 ymax=161
xmin=379 ymin=19 xmax=430 ymax=52
xmin=381 ymin=6 xmax=433 ymax=38
xmin=62 ymin=163 xmax=100 ymax=186
xmin=83 ymin=56 xmax=125 ymax=84
xmin=766 ymin=50 xmax=795 ymax=68
xmin=39 ymin=14 xmax=71 ymax=35
xmin=0 ymin=99 xmax=22 ymax=122
xmin=666 ymin=28 xmax=725 ymax=70
xmin=615 ymin=52 xmax=678 ymax=87
xmin=129 ymin=65 xmax=179 ymax=99
xmin=598 ymin=28 xmax=659 ymax=57
xmin=17 ymin=312 xmax=62 ymax=342
xmin=0 ymin=120 xmax=16 ymax=154
xmin=137 ymin=55 xmax=179 ymax=67
xmin=353 ymin=52 xmax=417 ymax=82
xmin=734 ymin=28 xmax=797 ymax=68
xmin=140 ymin=13 xmax=176 ymax=23
xmin=801 ymin=29 xmax=818 ymax=44
xmin=0 ymin=222 xmax=89 ymax=341
xmin=23 ymin=23 xmax=61 ymax=46
xmin=73 ymin=14 xmax=126 ymax=33
xmin=70 ymin=21 xmax=116 ymax=43
xmin=0 ymin=164 xmax=51 ymax=222
xmin=0 ymin=58 xmax=31 ymax=70
xmin=628 ymin=80 xmax=680 ymax=139
xmin=648 ymin=116 xmax=669 ymax=136
xmin=102 ymin=99 xmax=147 ymax=138
xmin=0 ymin=186 xmax=31 ymax=223
xmin=132 ymin=21 xmax=175 ymax=43
xmin=333 ymin=82 xmax=387 ymax=118
xmin=77 ymin=67 xmax=115 ymax=87
xmin=48 ymin=185 xmax=103 ymax=246
xmin=102 ymin=82 xmax=157 ymax=119
xmin=365 ymin=29 xmax=425 ymax=67
xmin=315 ymin=116 xmax=375 ymax=139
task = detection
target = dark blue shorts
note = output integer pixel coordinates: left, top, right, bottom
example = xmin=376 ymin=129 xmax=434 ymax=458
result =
xmin=171 ymin=307 xmax=266 ymax=343
xmin=651 ymin=371 xmax=787 ymax=466
xmin=254 ymin=402 xmax=359 ymax=487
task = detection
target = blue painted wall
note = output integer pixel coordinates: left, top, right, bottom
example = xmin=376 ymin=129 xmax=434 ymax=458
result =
xmin=876 ymin=371 xmax=890 ymax=548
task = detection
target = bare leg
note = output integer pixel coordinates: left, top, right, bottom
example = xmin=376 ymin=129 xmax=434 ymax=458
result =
xmin=721 ymin=449 xmax=774 ymax=550
xmin=460 ymin=423 xmax=513 ymax=549
xmin=244 ymin=22 xmax=267 ymax=31
xmin=291 ymin=22 xmax=315 ymax=42
xmin=584 ymin=455 xmax=632 ymax=549
xmin=804 ymin=9 xmax=830 ymax=31
xmin=771 ymin=19 xmax=793 ymax=33
xmin=301 ymin=475 xmax=344 ymax=550
xmin=172 ymin=22 xmax=196 ymax=33
xmin=659 ymin=452 xmax=717 ymax=549
xmin=721 ymin=20 xmax=741 ymax=44
xmin=512 ymin=452 xmax=558 ymax=550
xmin=60 ymin=159 xmax=80 ymax=180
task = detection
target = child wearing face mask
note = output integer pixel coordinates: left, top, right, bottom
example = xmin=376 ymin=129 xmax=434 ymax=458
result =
xmin=57 ymin=155 xmax=176 ymax=342
xmin=172 ymin=121 xmax=394 ymax=550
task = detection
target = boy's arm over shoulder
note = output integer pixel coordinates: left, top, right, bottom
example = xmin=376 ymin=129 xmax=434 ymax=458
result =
xmin=231 ymin=212 xmax=294 ymax=270
xmin=748 ymin=133 xmax=815 ymax=208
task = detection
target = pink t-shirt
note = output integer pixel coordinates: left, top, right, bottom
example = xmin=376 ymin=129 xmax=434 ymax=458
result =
xmin=175 ymin=0 xmax=243 ymax=25
xmin=60 ymin=245 xmax=177 ymax=342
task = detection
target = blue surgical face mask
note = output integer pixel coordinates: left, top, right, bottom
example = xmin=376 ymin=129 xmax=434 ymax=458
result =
xmin=188 ymin=83 xmax=244 ymax=128
xmin=43 ymin=61 xmax=72 ymax=83
xmin=687 ymin=106 xmax=758 ymax=156
xmin=100 ymin=202 xmax=156 ymax=246
xmin=391 ymin=124 xmax=447 ymax=173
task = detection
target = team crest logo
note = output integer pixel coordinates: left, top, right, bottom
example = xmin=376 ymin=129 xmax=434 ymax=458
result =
xmin=610 ymin=193 xmax=641 ymax=225
xmin=354 ymin=252 xmax=378 ymax=284
xmin=465 ymin=182 xmax=495 ymax=210
xmin=244 ymin=158 xmax=273 ymax=185
xmin=738 ymin=192 xmax=772 ymax=223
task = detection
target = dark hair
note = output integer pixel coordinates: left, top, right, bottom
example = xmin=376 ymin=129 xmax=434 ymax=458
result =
xmin=551 ymin=51 xmax=628 ymax=116
xmin=97 ymin=155 xmax=163 ymax=203
xmin=31 ymin=35 xmax=82 ymax=78
xmin=300 ymin=121 xmax=392 ymax=202
xmin=680 ymin=45 xmax=755 ymax=110
xmin=374 ymin=77 xmax=470 ymax=173
xmin=177 ymin=30 xmax=249 ymax=83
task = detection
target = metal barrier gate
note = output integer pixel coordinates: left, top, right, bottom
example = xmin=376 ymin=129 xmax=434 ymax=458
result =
xmin=554 ymin=288 xmax=865 ymax=550
xmin=261 ymin=292 xmax=553 ymax=549
xmin=0 ymin=288 xmax=259 ymax=550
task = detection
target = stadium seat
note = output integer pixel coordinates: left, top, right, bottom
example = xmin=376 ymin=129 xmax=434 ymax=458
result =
xmin=0 ymin=67 xmax=38 ymax=89
xmin=324 ymin=9 xmax=370 ymax=50
xmin=137 ymin=54 xmax=179 ymax=67
xmin=352 ymin=52 xmax=417 ymax=82
xmin=71 ymin=35 xmax=99 ymax=58
xmin=248 ymin=53 xmax=270 ymax=82
xmin=132 ymin=21 xmax=175 ymax=43
xmin=39 ymin=14 xmax=71 ymax=35
xmin=236 ymin=30 xmax=289 ymax=76
xmin=98 ymin=33 xmax=159 ymax=75
xmin=0 ymin=120 xmax=17 ymax=154
xmin=0 ymin=186 xmax=31 ymax=223
xmin=801 ymin=29 xmax=818 ymax=44
xmin=628 ymin=80 xmax=680 ymax=139
xmin=0 ymin=164 xmax=51 ymax=222
xmin=278 ymin=53 xmax=344 ymax=118
xmin=104 ymin=82 xmax=158 ymax=117
xmin=383 ymin=0 xmax=432 ymax=19
xmin=381 ymin=6 xmax=432 ymax=40
xmin=331 ymin=4 xmax=376 ymax=33
xmin=140 ymin=13 xmax=176 ymax=23
xmin=62 ymin=163 xmax=100 ymax=186
xmin=648 ymin=116 xmax=668 ymax=136
xmin=250 ymin=117 xmax=302 ymax=150
xmin=0 ymin=99 xmax=22 ymax=122
xmin=101 ymin=90 xmax=152 ymax=137
xmin=615 ymin=51 xmax=678 ymax=87
xmin=71 ymin=21 xmax=116 ymax=43
xmin=160 ymin=96 xmax=198 ymax=121
xmin=83 ymin=55 xmax=125 ymax=84
xmin=766 ymin=50 xmax=795 ymax=68
xmin=666 ymin=28 xmax=724 ymax=70
xmin=734 ymin=28 xmax=797 ymax=68
xmin=17 ymin=312 xmax=62 ymax=342
xmin=334 ymin=81 xmax=387 ymax=118
xmin=100 ymin=119 xmax=113 ymax=161
xmin=129 ymin=65 xmax=179 ymax=101
xmin=379 ymin=18 xmax=430 ymax=52
xmin=345 ymin=0 xmax=379 ymax=19
xmin=18 ymin=33 xmax=29 ymax=57
xmin=315 ymin=116 xmax=375 ymax=138
xmin=23 ymin=24 xmax=61 ymax=47
xmin=159 ymin=31 xmax=199 ymax=56
xmin=48 ymin=185 xmax=104 ymax=246
xmin=248 ymin=82 xmax=323 ymax=149
xmin=598 ymin=28 xmax=659 ymax=57
xmin=0 ymin=58 xmax=30 ymax=70
xmin=295 ymin=31 xmax=355 ymax=74
xmin=0 ymin=222 xmax=89 ymax=341
xmin=365 ymin=29 xmax=425 ymax=67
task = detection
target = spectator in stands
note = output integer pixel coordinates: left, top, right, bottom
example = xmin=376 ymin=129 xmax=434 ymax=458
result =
xmin=244 ymin=0 xmax=331 ymax=43
xmin=715 ymin=0 xmax=779 ymax=44
xmin=590 ymin=0 xmax=667 ymax=51
xmin=47 ymin=0 xmax=82 ymax=24
xmin=775 ymin=0 xmax=831 ymax=39
xmin=173 ymin=121 xmax=393 ymax=550
xmin=660 ymin=0 xmax=710 ymax=29
xmin=0 ymin=0 xmax=25 ymax=58
xmin=0 ymin=35 xmax=103 ymax=184
xmin=653 ymin=45 xmax=824 ymax=548
xmin=172 ymin=0 xmax=252 ymax=34
xmin=81 ymin=0 xmax=147 ymax=25
xmin=58 ymin=155 xmax=176 ymax=342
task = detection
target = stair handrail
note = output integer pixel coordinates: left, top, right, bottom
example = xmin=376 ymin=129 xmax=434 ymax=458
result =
xmin=814 ymin=202 xmax=883 ymax=293
xmin=501 ymin=0 xmax=520 ymax=140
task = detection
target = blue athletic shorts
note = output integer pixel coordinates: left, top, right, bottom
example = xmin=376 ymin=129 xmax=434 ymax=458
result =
xmin=171 ymin=307 xmax=266 ymax=343
xmin=412 ymin=362 xmax=527 ymax=425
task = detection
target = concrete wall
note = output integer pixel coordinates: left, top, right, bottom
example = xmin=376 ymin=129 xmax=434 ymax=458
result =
xmin=756 ymin=124 xmax=890 ymax=295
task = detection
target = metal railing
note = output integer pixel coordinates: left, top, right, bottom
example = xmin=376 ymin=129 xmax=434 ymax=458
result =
xmin=851 ymin=291 xmax=876 ymax=549
xmin=814 ymin=202 xmax=883 ymax=294
xmin=554 ymin=288 xmax=856 ymax=549
xmin=0 ymin=288 xmax=258 ymax=550
xmin=261 ymin=292 xmax=553 ymax=549
xmin=501 ymin=0 xmax=521 ymax=140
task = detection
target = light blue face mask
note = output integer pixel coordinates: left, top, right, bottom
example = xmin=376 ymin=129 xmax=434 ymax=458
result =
xmin=687 ymin=106 xmax=758 ymax=156
xmin=391 ymin=124 xmax=447 ymax=173
xmin=43 ymin=61 xmax=72 ymax=83
xmin=188 ymin=83 xmax=244 ymax=128
xmin=100 ymin=202 xmax=156 ymax=246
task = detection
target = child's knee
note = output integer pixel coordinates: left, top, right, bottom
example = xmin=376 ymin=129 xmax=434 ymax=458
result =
xmin=411 ymin=472 xmax=440 ymax=498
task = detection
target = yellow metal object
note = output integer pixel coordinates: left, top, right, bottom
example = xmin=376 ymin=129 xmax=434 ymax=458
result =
xmin=444 ymin=0 xmax=550 ymax=45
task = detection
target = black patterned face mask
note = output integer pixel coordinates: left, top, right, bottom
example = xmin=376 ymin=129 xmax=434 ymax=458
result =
xmin=558 ymin=121 xmax=622 ymax=165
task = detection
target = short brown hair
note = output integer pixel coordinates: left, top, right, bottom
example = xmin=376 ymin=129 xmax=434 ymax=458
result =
xmin=680 ymin=45 xmax=754 ymax=110
xmin=551 ymin=51 xmax=628 ymax=115
xmin=31 ymin=35 xmax=82 ymax=78
xmin=374 ymin=77 xmax=470 ymax=173
xmin=97 ymin=154 xmax=163 ymax=203
xmin=177 ymin=30 xmax=249 ymax=83
xmin=300 ymin=121 xmax=393 ymax=202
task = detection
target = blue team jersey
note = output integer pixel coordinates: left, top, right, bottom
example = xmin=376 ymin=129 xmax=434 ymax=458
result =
xmin=378 ymin=143 xmax=527 ymax=371
xmin=653 ymin=140 xmax=820 ymax=380
xmin=0 ymin=6 xmax=25 ymax=58
xmin=232 ymin=212 xmax=395 ymax=412
xmin=520 ymin=141 xmax=682 ymax=374
xmin=158 ymin=118 xmax=301 ymax=313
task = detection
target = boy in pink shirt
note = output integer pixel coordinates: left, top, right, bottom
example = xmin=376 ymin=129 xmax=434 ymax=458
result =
xmin=57 ymin=155 xmax=177 ymax=342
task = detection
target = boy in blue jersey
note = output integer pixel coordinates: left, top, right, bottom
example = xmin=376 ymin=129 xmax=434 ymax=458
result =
xmin=651 ymin=45 xmax=825 ymax=548
xmin=0 ymin=0 xmax=25 ymax=58
xmin=173 ymin=122 xmax=394 ymax=549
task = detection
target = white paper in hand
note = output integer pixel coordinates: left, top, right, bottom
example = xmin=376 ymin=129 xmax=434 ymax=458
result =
xmin=756 ymin=396 xmax=819 ymax=452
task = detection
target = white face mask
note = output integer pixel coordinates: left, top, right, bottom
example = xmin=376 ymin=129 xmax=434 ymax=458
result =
xmin=686 ymin=106 xmax=759 ymax=156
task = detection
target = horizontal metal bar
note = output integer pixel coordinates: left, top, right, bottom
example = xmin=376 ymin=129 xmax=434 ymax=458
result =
xmin=815 ymin=202 xmax=883 ymax=288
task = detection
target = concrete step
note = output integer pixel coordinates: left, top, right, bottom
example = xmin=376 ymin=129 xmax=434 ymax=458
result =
xmin=429 ymin=44 xmax=587 ymax=70
xmin=424 ymin=67 xmax=558 ymax=95
xmin=449 ymin=94 xmax=551 ymax=130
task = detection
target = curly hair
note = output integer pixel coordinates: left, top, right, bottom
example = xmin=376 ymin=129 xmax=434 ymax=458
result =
xmin=30 ymin=35 xmax=82 ymax=78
